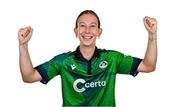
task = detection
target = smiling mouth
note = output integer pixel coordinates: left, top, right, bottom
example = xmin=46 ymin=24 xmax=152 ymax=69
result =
xmin=82 ymin=36 xmax=93 ymax=40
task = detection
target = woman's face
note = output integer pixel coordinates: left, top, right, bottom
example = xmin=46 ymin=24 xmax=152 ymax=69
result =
xmin=74 ymin=13 xmax=102 ymax=47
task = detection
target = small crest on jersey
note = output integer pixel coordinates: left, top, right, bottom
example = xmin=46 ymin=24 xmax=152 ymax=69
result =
xmin=99 ymin=61 xmax=108 ymax=69
xmin=71 ymin=64 xmax=76 ymax=70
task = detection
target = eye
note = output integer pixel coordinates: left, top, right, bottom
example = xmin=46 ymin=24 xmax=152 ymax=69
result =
xmin=79 ymin=24 xmax=86 ymax=27
xmin=90 ymin=25 xmax=96 ymax=27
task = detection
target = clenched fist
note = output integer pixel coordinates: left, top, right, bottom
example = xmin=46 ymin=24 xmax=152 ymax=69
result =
xmin=143 ymin=16 xmax=157 ymax=35
xmin=18 ymin=26 xmax=33 ymax=45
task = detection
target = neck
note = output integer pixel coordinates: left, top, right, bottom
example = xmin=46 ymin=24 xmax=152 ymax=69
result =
xmin=79 ymin=45 xmax=96 ymax=61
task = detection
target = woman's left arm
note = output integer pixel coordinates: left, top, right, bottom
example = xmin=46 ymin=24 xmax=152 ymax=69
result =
xmin=138 ymin=16 xmax=158 ymax=73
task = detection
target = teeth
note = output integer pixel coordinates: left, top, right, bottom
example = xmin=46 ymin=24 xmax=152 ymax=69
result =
xmin=83 ymin=36 xmax=92 ymax=39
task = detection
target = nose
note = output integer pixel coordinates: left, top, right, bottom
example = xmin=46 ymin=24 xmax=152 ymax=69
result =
xmin=85 ymin=27 xmax=90 ymax=34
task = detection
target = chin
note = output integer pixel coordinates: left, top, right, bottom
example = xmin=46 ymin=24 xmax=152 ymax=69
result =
xmin=81 ymin=42 xmax=95 ymax=47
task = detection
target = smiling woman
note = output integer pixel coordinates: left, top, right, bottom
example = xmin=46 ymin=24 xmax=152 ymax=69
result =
xmin=18 ymin=10 xmax=157 ymax=106
xmin=74 ymin=10 xmax=102 ymax=57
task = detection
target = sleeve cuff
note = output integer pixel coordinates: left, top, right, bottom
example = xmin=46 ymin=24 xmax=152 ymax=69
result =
xmin=130 ymin=58 xmax=142 ymax=77
xmin=34 ymin=65 xmax=50 ymax=84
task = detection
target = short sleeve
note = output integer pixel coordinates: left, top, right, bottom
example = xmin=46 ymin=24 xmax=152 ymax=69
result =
xmin=116 ymin=52 xmax=142 ymax=76
xmin=34 ymin=53 xmax=68 ymax=84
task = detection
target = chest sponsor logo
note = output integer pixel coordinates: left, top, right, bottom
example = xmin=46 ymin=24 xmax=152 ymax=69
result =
xmin=73 ymin=78 xmax=106 ymax=93
xmin=99 ymin=61 xmax=108 ymax=69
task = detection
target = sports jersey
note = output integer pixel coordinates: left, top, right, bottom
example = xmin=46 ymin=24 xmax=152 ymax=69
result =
xmin=35 ymin=46 xmax=142 ymax=106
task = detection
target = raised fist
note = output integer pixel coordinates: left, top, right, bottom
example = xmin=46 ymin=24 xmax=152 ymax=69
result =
xmin=18 ymin=26 xmax=33 ymax=45
xmin=143 ymin=16 xmax=157 ymax=35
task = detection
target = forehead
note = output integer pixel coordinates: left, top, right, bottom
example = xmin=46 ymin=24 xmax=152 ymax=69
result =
xmin=78 ymin=14 xmax=98 ymax=24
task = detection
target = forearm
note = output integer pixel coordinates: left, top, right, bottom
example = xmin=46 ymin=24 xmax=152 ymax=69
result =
xmin=19 ymin=44 xmax=35 ymax=81
xmin=142 ymin=33 xmax=157 ymax=70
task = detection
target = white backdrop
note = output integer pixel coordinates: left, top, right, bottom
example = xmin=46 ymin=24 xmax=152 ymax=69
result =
xmin=0 ymin=0 xmax=180 ymax=107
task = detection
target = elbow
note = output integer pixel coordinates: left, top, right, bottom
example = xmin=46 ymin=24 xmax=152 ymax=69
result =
xmin=145 ymin=66 xmax=156 ymax=73
xmin=20 ymin=69 xmax=38 ymax=83
xmin=21 ymin=76 xmax=35 ymax=83
xmin=151 ymin=66 xmax=156 ymax=72
xmin=22 ymin=78 xmax=33 ymax=83
xmin=140 ymin=60 xmax=157 ymax=73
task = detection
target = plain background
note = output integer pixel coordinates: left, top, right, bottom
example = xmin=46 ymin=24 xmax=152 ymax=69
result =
xmin=0 ymin=0 xmax=180 ymax=107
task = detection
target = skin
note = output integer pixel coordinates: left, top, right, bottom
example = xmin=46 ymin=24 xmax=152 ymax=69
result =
xmin=18 ymin=14 xmax=157 ymax=83
xmin=74 ymin=14 xmax=102 ymax=60
xmin=18 ymin=26 xmax=42 ymax=83
xmin=138 ymin=16 xmax=157 ymax=72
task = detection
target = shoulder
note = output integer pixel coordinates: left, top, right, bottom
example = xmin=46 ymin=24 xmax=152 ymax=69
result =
xmin=53 ymin=51 xmax=73 ymax=61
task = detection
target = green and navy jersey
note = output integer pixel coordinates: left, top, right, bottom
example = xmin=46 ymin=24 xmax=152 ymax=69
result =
xmin=35 ymin=47 xmax=142 ymax=106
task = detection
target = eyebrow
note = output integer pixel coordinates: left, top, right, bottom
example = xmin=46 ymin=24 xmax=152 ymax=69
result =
xmin=79 ymin=22 xmax=85 ymax=25
xmin=79 ymin=22 xmax=98 ymax=25
xmin=90 ymin=22 xmax=98 ymax=25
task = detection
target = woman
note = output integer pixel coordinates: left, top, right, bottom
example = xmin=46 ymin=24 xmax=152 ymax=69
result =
xmin=18 ymin=10 xmax=157 ymax=106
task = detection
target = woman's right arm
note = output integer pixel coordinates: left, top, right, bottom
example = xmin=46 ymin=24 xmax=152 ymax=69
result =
xmin=18 ymin=26 xmax=42 ymax=83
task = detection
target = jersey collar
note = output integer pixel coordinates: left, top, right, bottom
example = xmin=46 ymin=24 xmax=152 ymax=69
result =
xmin=74 ymin=46 xmax=100 ymax=62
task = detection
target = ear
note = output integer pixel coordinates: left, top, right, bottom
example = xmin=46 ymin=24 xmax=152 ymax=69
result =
xmin=98 ymin=28 xmax=102 ymax=38
xmin=74 ymin=28 xmax=78 ymax=38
